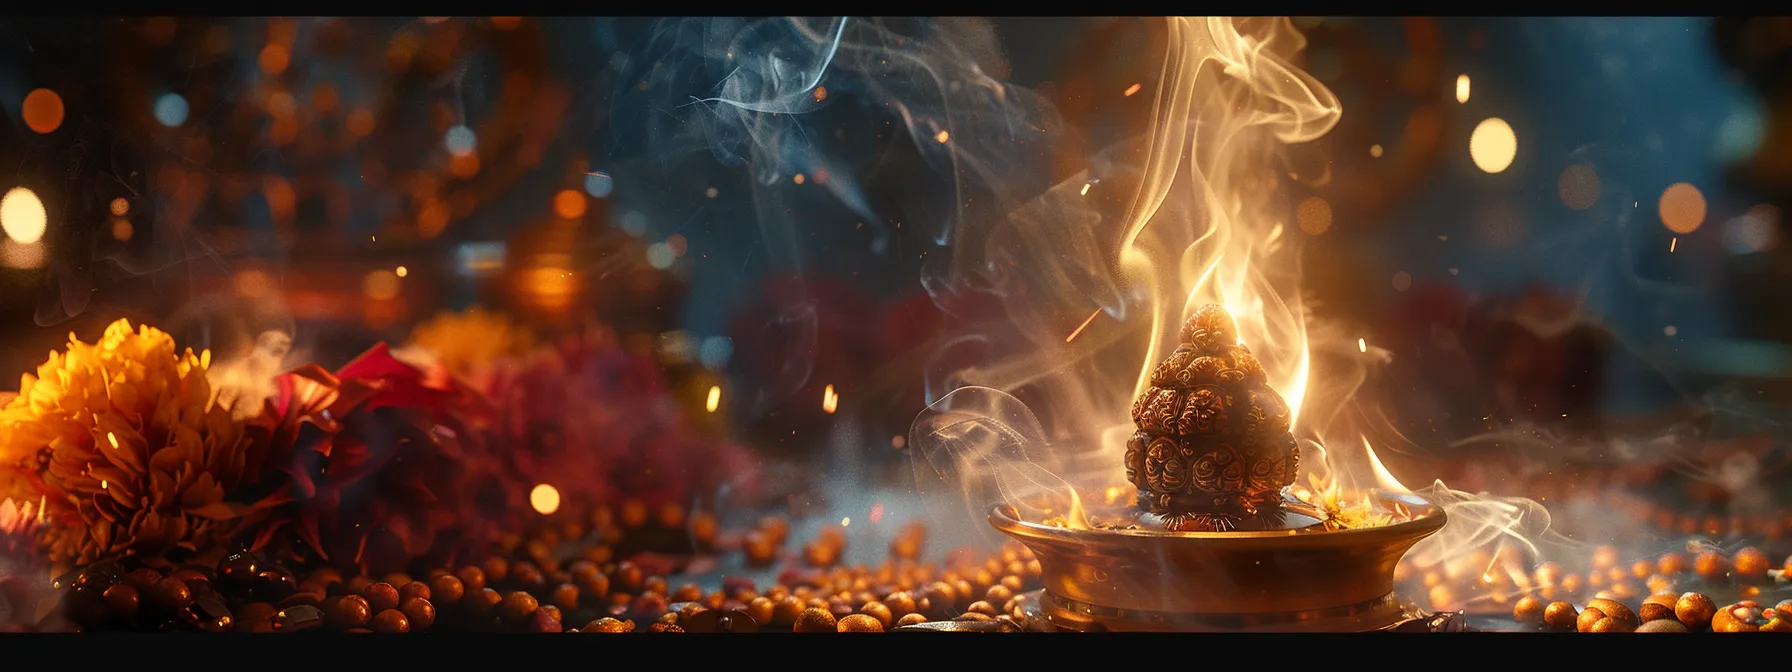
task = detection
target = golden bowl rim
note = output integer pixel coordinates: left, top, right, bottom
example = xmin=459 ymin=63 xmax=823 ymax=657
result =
xmin=988 ymin=491 xmax=1447 ymax=544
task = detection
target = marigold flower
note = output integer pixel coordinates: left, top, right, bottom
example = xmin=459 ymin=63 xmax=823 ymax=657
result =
xmin=0 ymin=319 xmax=276 ymax=567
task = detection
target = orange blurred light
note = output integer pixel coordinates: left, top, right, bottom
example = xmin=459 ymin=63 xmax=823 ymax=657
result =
xmin=269 ymin=117 xmax=299 ymax=146
xmin=1296 ymin=196 xmax=1332 ymax=235
xmin=706 ymin=385 xmax=721 ymax=413
xmin=1557 ymin=164 xmax=1601 ymax=211
xmin=449 ymin=153 xmax=480 ymax=178
xmin=530 ymin=483 xmax=561 ymax=514
xmin=418 ymin=200 xmax=450 ymax=239
xmin=346 ymin=108 xmax=376 ymax=137
xmin=491 ymin=17 xmax=522 ymax=29
xmin=110 ymin=218 xmax=133 ymax=242
xmin=822 ymin=384 xmax=838 ymax=414
xmin=311 ymin=83 xmax=339 ymax=114
xmin=553 ymin=189 xmax=587 ymax=219
xmin=109 ymin=198 xmax=129 ymax=216
xmin=1659 ymin=182 xmax=1707 ymax=234
xmin=259 ymin=44 xmax=291 ymax=75
xmin=363 ymin=269 xmax=401 ymax=300
xmin=22 ymin=89 xmax=64 ymax=135
xmin=263 ymin=176 xmax=296 ymax=226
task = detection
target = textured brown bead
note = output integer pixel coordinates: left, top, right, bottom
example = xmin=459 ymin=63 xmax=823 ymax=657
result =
xmin=837 ymin=613 xmax=883 ymax=632
xmin=398 ymin=581 xmax=430 ymax=603
xmin=772 ymin=595 xmax=805 ymax=625
xmin=583 ymin=617 xmax=634 ymax=632
xmin=1542 ymin=601 xmax=1578 ymax=631
xmin=361 ymin=582 xmax=401 ymax=613
xmin=1511 ymin=595 xmax=1544 ymax=626
xmin=399 ymin=597 xmax=435 ymax=631
xmin=370 ymin=609 xmax=409 ymax=633
xmin=482 ymin=557 xmax=510 ymax=583
xmin=1640 ymin=594 xmax=1678 ymax=622
xmin=793 ymin=607 xmax=836 ymax=632
xmin=985 ymin=585 xmax=1013 ymax=606
xmin=1733 ymin=547 xmax=1770 ymax=582
xmin=896 ymin=612 xmax=928 ymax=627
xmin=611 ymin=561 xmax=645 ymax=593
xmin=1675 ymin=592 xmax=1717 ymax=630
xmin=465 ymin=588 xmax=502 ymax=619
xmin=1589 ymin=617 xmax=1634 ymax=633
xmin=671 ymin=583 xmax=703 ymax=603
xmin=1636 ymin=619 xmax=1689 ymax=632
xmin=428 ymin=575 xmax=464 ymax=606
xmin=1713 ymin=603 xmax=1765 ymax=632
xmin=549 ymin=583 xmax=579 ymax=611
xmin=455 ymin=566 xmax=486 ymax=594
xmin=744 ymin=596 xmax=775 ymax=626
xmin=498 ymin=591 xmax=539 ymax=624
xmin=858 ymin=601 xmax=893 ymax=628
xmin=884 ymin=591 xmax=918 ymax=617
xmin=101 ymin=583 xmax=140 ymax=622
xmin=326 ymin=595 xmax=372 ymax=630
xmin=345 ymin=575 xmax=374 ymax=596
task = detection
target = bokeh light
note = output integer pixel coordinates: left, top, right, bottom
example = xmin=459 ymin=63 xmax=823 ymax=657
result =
xmin=258 ymin=44 xmax=290 ymax=75
xmin=1557 ymin=164 xmax=1601 ymax=211
xmin=346 ymin=108 xmax=376 ymax=137
xmin=110 ymin=218 xmax=132 ymax=242
xmin=1455 ymin=74 xmax=1470 ymax=104
xmin=553 ymin=189 xmax=587 ymax=219
xmin=666 ymin=234 xmax=687 ymax=257
xmin=646 ymin=242 xmax=674 ymax=269
xmin=1392 ymin=271 xmax=1413 ymax=292
xmin=1369 ymin=144 xmax=1383 ymax=158
xmin=620 ymin=211 xmax=647 ymax=237
xmin=584 ymin=171 xmax=614 ymax=198
xmin=1714 ymin=104 xmax=1765 ymax=163
xmin=699 ymin=336 xmax=733 ymax=370
xmin=1296 ymin=196 xmax=1332 ymax=235
xmin=21 ymin=88 xmax=64 ymax=134
xmin=1658 ymin=182 xmax=1708 ymax=234
xmin=530 ymin=483 xmax=561 ymax=515
xmin=109 ymin=198 xmax=129 ymax=216
xmin=444 ymin=125 xmax=477 ymax=157
xmin=1724 ymin=204 xmax=1781 ymax=255
xmin=0 ymin=239 xmax=45 ymax=269
xmin=362 ymin=269 xmax=401 ymax=300
xmin=0 ymin=188 xmax=48 ymax=244
xmin=1469 ymin=118 xmax=1517 ymax=174
xmin=153 ymin=93 xmax=189 ymax=127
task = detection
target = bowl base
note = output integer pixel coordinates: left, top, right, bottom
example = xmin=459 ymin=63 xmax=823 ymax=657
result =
xmin=1020 ymin=589 xmax=1438 ymax=632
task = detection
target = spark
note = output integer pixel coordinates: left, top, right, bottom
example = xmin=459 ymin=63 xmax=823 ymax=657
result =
xmin=1065 ymin=308 xmax=1103 ymax=343
xmin=1669 ymin=237 xmax=1677 ymax=252
xmin=935 ymin=130 xmax=950 ymax=143
xmin=822 ymin=384 xmax=838 ymax=414
xmin=706 ymin=385 xmax=721 ymax=412
xmin=841 ymin=516 xmax=851 ymax=527
xmin=1456 ymin=74 xmax=1471 ymax=104
xmin=1358 ymin=338 xmax=1367 ymax=353
xmin=395 ymin=265 xmax=408 ymax=277
xmin=1123 ymin=82 xmax=1142 ymax=97
xmin=1080 ymin=183 xmax=1091 ymax=196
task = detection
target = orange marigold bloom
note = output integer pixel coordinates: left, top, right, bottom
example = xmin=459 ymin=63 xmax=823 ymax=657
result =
xmin=0 ymin=319 xmax=276 ymax=567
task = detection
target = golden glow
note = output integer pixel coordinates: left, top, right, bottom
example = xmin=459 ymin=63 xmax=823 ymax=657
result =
xmin=1 ymin=188 xmax=48 ymax=244
xmin=1358 ymin=338 xmax=1367 ymax=353
xmin=706 ymin=385 xmax=721 ymax=412
xmin=840 ymin=517 xmax=851 ymax=527
xmin=1557 ymin=164 xmax=1600 ymax=210
xmin=395 ymin=265 xmax=409 ymax=278
xmin=1455 ymin=74 xmax=1470 ymax=104
xmin=1065 ymin=308 xmax=1102 ymax=343
xmin=552 ymin=189 xmax=587 ymax=219
xmin=1124 ymin=83 xmax=1142 ymax=97
xmin=22 ymin=89 xmax=64 ymax=134
xmin=530 ymin=483 xmax=561 ymax=515
xmin=362 ymin=269 xmax=401 ymax=301
xmin=822 ymin=384 xmax=838 ymax=414
xmin=259 ymin=44 xmax=291 ymax=75
xmin=1369 ymin=144 xmax=1383 ymax=158
xmin=1658 ymin=182 xmax=1707 ymax=234
xmin=1080 ymin=183 xmax=1091 ymax=196
xmin=935 ymin=130 xmax=950 ymax=143
xmin=1469 ymin=118 xmax=1517 ymax=173
xmin=793 ymin=173 xmax=806 ymax=185
xmin=1391 ymin=271 xmax=1412 ymax=292
xmin=347 ymin=108 xmax=376 ymax=136
xmin=109 ymin=198 xmax=129 ymax=216
xmin=1296 ymin=196 xmax=1332 ymax=235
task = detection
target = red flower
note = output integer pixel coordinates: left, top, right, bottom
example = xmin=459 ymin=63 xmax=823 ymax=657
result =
xmin=243 ymin=344 xmax=505 ymax=575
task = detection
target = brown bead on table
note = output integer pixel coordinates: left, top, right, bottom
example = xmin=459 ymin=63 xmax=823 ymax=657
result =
xmin=1542 ymin=601 xmax=1578 ymax=631
xmin=1639 ymin=594 xmax=1678 ymax=622
xmin=102 ymin=584 xmax=140 ymax=624
xmin=370 ymin=609 xmax=410 ymax=633
xmin=837 ymin=613 xmax=883 ymax=632
xmin=858 ymin=601 xmax=894 ymax=628
xmin=398 ymin=581 xmax=430 ymax=603
xmin=428 ymin=575 xmax=464 ymax=606
xmin=896 ymin=612 xmax=929 ymax=627
xmin=326 ymin=595 xmax=372 ymax=630
xmin=400 ymin=597 xmax=435 ymax=631
xmin=498 ymin=591 xmax=540 ymax=624
xmin=1635 ymin=619 xmax=1689 ymax=632
xmin=455 ymin=566 xmax=487 ymax=594
xmin=361 ymin=582 xmax=401 ymax=613
xmin=1712 ymin=603 xmax=1767 ymax=632
xmin=583 ymin=617 xmax=635 ymax=632
xmin=793 ymin=607 xmax=837 ymax=633
xmin=1510 ymin=595 xmax=1544 ymax=626
xmin=1675 ymin=592 xmax=1717 ymax=630
xmin=464 ymin=587 xmax=503 ymax=619
xmin=482 ymin=557 xmax=510 ymax=584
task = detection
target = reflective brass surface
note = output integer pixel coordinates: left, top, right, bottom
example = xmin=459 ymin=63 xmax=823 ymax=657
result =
xmin=989 ymin=499 xmax=1446 ymax=632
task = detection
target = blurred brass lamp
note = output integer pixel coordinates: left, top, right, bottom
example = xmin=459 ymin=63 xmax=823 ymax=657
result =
xmin=977 ymin=305 xmax=1456 ymax=632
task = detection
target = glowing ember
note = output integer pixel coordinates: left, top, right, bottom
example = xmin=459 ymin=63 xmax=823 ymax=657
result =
xmin=1455 ymin=74 xmax=1470 ymax=103
xmin=840 ymin=516 xmax=851 ymax=527
xmin=530 ymin=483 xmax=561 ymax=515
xmin=934 ymin=130 xmax=949 ymax=143
xmin=706 ymin=385 xmax=721 ymax=412
xmin=1124 ymin=82 xmax=1142 ymax=96
xmin=822 ymin=384 xmax=838 ymax=414
xmin=1065 ymin=308 xmax=1102 ymax=343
